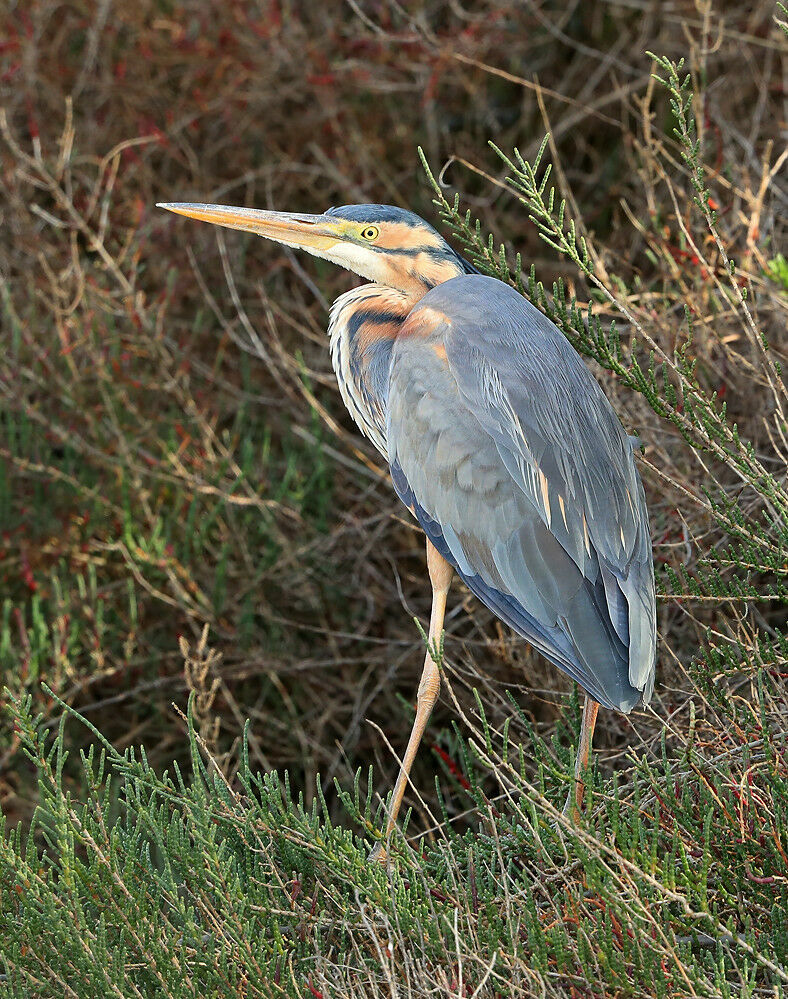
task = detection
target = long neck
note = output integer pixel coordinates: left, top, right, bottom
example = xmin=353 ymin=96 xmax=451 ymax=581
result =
xmin=328 ymin=283 xmax=415 ymax=458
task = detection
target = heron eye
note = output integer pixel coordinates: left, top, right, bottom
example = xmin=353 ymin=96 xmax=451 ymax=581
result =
xmin=361 ymin=225 xmax=379 ymax=241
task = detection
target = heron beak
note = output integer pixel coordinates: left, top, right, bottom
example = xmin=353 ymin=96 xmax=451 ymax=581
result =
xmin=156 ymin=203 xmax=344 ymax=252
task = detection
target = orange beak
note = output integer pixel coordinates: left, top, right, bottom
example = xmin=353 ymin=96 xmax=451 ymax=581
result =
xmin=156 ymin=202 xmax=344 ymax=252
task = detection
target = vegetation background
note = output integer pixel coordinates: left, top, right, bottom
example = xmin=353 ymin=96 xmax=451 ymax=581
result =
xmin=1 ymin=1 xmax=786 ymax=996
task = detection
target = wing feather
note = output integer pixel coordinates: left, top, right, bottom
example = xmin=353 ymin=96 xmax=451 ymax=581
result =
xmin=386 ymin=275 xmax=656 ymax=711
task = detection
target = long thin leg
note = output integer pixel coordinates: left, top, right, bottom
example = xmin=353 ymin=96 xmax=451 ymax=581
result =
xmin=370 ymin=541 xmax=453 ymax=864
xmin=563 ymin=696 xmax=600 ymax=822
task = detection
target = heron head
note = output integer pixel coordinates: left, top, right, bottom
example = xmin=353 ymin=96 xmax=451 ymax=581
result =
xmin=157 ymin=201 xmax=473 ymax=298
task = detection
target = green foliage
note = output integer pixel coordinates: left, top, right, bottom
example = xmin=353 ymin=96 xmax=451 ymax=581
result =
xmin=0 ymin=262 xmax=340 ymax=748
xmin=2 ymin=675 xmax=787 ymax=997
xmin=765 ymin=253 xmax=788 ymax=292
xmin=776 ymin=3 xmax=788 ymax=36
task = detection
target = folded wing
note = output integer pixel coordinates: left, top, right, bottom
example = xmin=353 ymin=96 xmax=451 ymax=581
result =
xmin=386 ymin=274 xmax=656 ymax=712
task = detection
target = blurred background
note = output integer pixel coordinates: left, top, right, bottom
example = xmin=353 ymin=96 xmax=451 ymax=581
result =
xmin=1 ymin=0 xmax=785 ymax=835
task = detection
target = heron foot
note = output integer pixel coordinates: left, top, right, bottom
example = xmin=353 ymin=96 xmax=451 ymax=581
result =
xmin=559 ymin=696 xmax=598 ymax=827
xmin=367 ymin=841 xmax=389 ymax=865
xmin=562 ymin=786 xmax=582 ymax=825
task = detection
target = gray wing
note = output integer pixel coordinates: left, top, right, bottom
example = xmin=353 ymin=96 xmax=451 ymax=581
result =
xmin=386 ymin=274 xmax=656 ymax=712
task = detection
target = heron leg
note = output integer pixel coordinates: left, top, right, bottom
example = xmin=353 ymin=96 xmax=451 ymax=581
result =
xmin=563 ymin=696 xmax=600 ymax=822
xmin=369 ymin=541 xmax=452 ymax=864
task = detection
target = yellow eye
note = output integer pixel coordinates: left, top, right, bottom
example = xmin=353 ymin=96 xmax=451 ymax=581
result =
xmin=360 ymin=225 xmax=379 ymax=241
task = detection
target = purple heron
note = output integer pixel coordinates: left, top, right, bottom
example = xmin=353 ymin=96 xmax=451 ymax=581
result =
xmin=158 ymin=201 xmax=657 ymax=861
